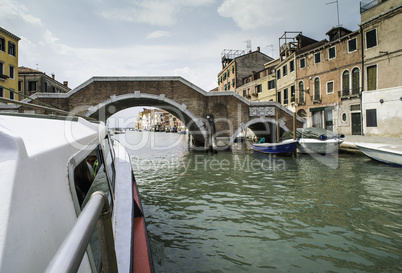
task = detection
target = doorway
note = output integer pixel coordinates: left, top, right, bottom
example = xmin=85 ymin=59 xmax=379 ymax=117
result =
xmin=351 ymin=113 xmax=362 ymax=135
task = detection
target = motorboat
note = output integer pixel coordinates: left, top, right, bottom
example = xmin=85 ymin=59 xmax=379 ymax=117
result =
xmin=356 ymin=142 xmax=402 ymax=166
xmin=281 ymin=127 xmax=344 ymax=154
xmin=252 ymin=139 xmax=299 ymax=155
xmin=0 ymin=113 xmax=154 ymax=273
xmin=298 ymin=138 xmax=344 ymax=154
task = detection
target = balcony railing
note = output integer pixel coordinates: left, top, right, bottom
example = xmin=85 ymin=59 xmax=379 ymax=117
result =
xmin=341 ymin=87 xmax=362 ymax=98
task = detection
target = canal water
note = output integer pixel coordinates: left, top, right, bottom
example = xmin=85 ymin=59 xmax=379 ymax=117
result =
xmin=116 ymin=131 xmax=402 ymax=273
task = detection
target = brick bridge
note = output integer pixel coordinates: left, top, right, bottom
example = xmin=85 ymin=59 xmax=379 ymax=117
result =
xmin=6 ymin=77 xmax=304 ymax=147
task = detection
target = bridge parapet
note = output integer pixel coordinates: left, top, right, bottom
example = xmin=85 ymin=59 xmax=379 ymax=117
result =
xmin=0 ymin=76 xmax=304 ymax=146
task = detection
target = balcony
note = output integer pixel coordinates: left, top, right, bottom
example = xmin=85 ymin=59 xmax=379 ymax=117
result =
xmin=341 ymin=88 xmax=361 ymax=99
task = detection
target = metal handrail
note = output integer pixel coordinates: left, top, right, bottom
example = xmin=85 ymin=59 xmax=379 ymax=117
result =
xmin=45 ymin=192 xmax=118 ymax=273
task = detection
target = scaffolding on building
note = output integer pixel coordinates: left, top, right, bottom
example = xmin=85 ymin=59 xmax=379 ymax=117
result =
xmin=221 ymin=49 xmax=246 ymax=68
xmin=279 ymin=31 xmax=302 ymax=60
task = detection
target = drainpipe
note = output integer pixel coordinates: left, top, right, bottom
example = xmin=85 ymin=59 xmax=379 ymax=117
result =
xmin=360 ymin=26 xmax=365 ymax=136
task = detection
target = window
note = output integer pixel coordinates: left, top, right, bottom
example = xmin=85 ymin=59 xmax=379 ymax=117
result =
xmin=348 ymin=38 xmax=357 ymax=52
xmin=366 ymin=109 xmax=377 ymax=127
xmin=366 ymin=29 xmax=377 ymax=49
xmin=0 ymin=87 xmax=3 ymax=97
xmin=232 ymin=79 xmax=235 ymax=88
xmin=291 ymin=85 xmax=295 ymax=102
xmin=329 ymin=46 xmax=336 ymax=59
xmin=283 ymin=65 xmax=287 ymax=76
xmin=18 ymin=81 xmax=22 ymax=92
xmin=268 ymin=79 xmax=275 ymax=90
xmin=290 ymin=60 xmax=294 ymax=72
xmin=314 ymin=52 xmax=321 ymax=64
xmin=342 ymin=70 xmax=350 ymax=96
xmin=8 ymin=42 xmax=16 ymax=56
xmin=327 ymin=81 xmax=334 ymax=94
xmin=367 ymin=65 xmax=377 ymax=91
xmin=284 ymin=88 xmax=288 ymax=104
xmin=0 ymin=62 xmax=3 ymax=75
xmin=277 ymin=69 xmax=281 ymax=79
xmin=28 ymin=81 xmax=36 ymax=92
xmin=243 ymin=90 xmax=246 ymax=97
xmin=314 ymin=77 xmax=320 ymax=101
xmin=9 ymin=66 xmax=15 ymax=79
xmin=352 ymin=68 xmax=360 ymax=95
xmin=278 ymin=91 xmax=281 ymax=104
xmin=300 ymin=58 xmax=306 ymax=69
xmin=298 ymin=81 xmax=304 ymax=103
xmin=256 ymin=84 xmax=262 ymax=94
xmin=0 ymin=36 xmax=5 ymax=52
xmin=342 ymin=113 xmax=347 ymax=122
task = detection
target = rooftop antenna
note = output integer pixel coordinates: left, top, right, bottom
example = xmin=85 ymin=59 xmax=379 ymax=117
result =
xmin=326 ymin=0 xmax=340 ymax=27
xmin=244 ymin=40 xmax=251 ymax=52
xmin=36 ymin=64 xmax=39 ymax=70
xmin=266 ymin=44 xmax=274 ymax=57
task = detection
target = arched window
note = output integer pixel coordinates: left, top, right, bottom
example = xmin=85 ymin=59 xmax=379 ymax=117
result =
xmin=314 ymin=77 xmax=320 ymax=101
xmin=298 ymin=81 xmax=304 ymax=103
xmin=352 ymin=68 xmax=360 ymax=95
xmin=342 ymin=70 xmax=350 ymax=96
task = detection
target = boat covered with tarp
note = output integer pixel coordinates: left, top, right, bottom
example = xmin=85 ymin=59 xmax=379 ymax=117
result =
xmin=281 ymin=127 xmax=344 ymax=154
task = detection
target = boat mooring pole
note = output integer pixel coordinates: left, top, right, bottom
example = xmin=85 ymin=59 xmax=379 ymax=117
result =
xmin=276 ymin=111 xmax=280 ymax=143
xmin=293 ymin=112 xmax=296 ymax=140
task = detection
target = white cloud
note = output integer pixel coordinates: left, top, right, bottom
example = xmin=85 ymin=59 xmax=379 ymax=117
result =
xmin=0 ymin=0 xmax=43 ymax=26
xmin=101 ymin=0 xmax=215 ymax=26
xmin=146 ymin=31 xmax=171 ymax=39
xmin=217 ymin=0 xmax=282 ymax=30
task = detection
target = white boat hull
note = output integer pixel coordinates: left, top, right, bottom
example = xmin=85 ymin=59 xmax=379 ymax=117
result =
xmin=298 ymin=138 xmax=343 ymax=154
xmin=356 ymin=143 xmax=402 ymax=166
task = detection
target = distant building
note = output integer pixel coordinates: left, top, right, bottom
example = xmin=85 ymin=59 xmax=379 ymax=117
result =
xmin=236 ymin=59 xmax=279 ymax=102
xmin=360 ymin=0 xmax=402 ymax=137
xmin=217 ymin=47 xmax=274 ymax=92
xmin=0 ymin=27 xmax=20 ymax=101
xmin=138 ymin=108 xmax=184 ymax=131
xmin=18 ymin=66 xmax=71 ymax=98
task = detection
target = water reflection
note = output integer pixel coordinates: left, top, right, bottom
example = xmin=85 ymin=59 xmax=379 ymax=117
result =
xmin=116 ymin=131 xmax=402 ymax=273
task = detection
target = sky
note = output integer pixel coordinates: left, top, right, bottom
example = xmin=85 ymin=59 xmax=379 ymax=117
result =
xmin=1 ymin=0 xmax=365 ymax=123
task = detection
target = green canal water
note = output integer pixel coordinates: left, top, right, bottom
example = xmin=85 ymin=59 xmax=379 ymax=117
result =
xmin=116 ymin=131 xmax=402 ymax=273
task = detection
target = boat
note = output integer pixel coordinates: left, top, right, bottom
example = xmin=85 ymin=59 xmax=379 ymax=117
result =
xmin=298 ymin=138 xmax=344 ymax=154
xmin=282 ymin=127 xmax=344 ymax=154
xmin=0 ymin=113 xmax=154 ymax=273
xmin=252 ymin=139 xmax=299 ymax=155
xmin=356 ymin=142 xmax=402 ymax=166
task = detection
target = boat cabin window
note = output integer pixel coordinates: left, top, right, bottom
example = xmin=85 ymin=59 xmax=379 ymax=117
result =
xmin=71 ymin=140 xmax=116 ymax=272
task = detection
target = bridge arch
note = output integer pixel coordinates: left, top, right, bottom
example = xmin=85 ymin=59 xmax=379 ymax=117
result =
xmin=230 ymin=116 xmax=290 ymax=144
xmin=84 ymin=92 xmax=208 ymax=144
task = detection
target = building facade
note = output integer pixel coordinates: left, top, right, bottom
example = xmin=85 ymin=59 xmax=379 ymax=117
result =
xmin=276 ymin=32 xmax=320 ymax=112
xmin=235 ymin=60 xmax=278 ymax=102
xmin=360 ymin=0 xmax=402 ymax=137
xmin=295 ymin=27 xmax=363 ymax=135
xmin=217 ymin=47 xmax=273 ymax=92
xmin=0 ymin=27 xmax=20 ymax=101
xmin=18 ymin=66 xmax=71 ymax=98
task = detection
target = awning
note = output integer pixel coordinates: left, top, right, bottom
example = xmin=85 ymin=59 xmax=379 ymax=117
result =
xmin=310 ymin=106 xmax=334 ymax=112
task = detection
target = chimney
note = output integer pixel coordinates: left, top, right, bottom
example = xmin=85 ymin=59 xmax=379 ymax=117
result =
xmin=52 ymin=74 xmax=55 ymax=80
xmin=63 ymin=81 xmax=68 ymax=87
xmin=257 ymin=46 xmax=260 ymax=52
